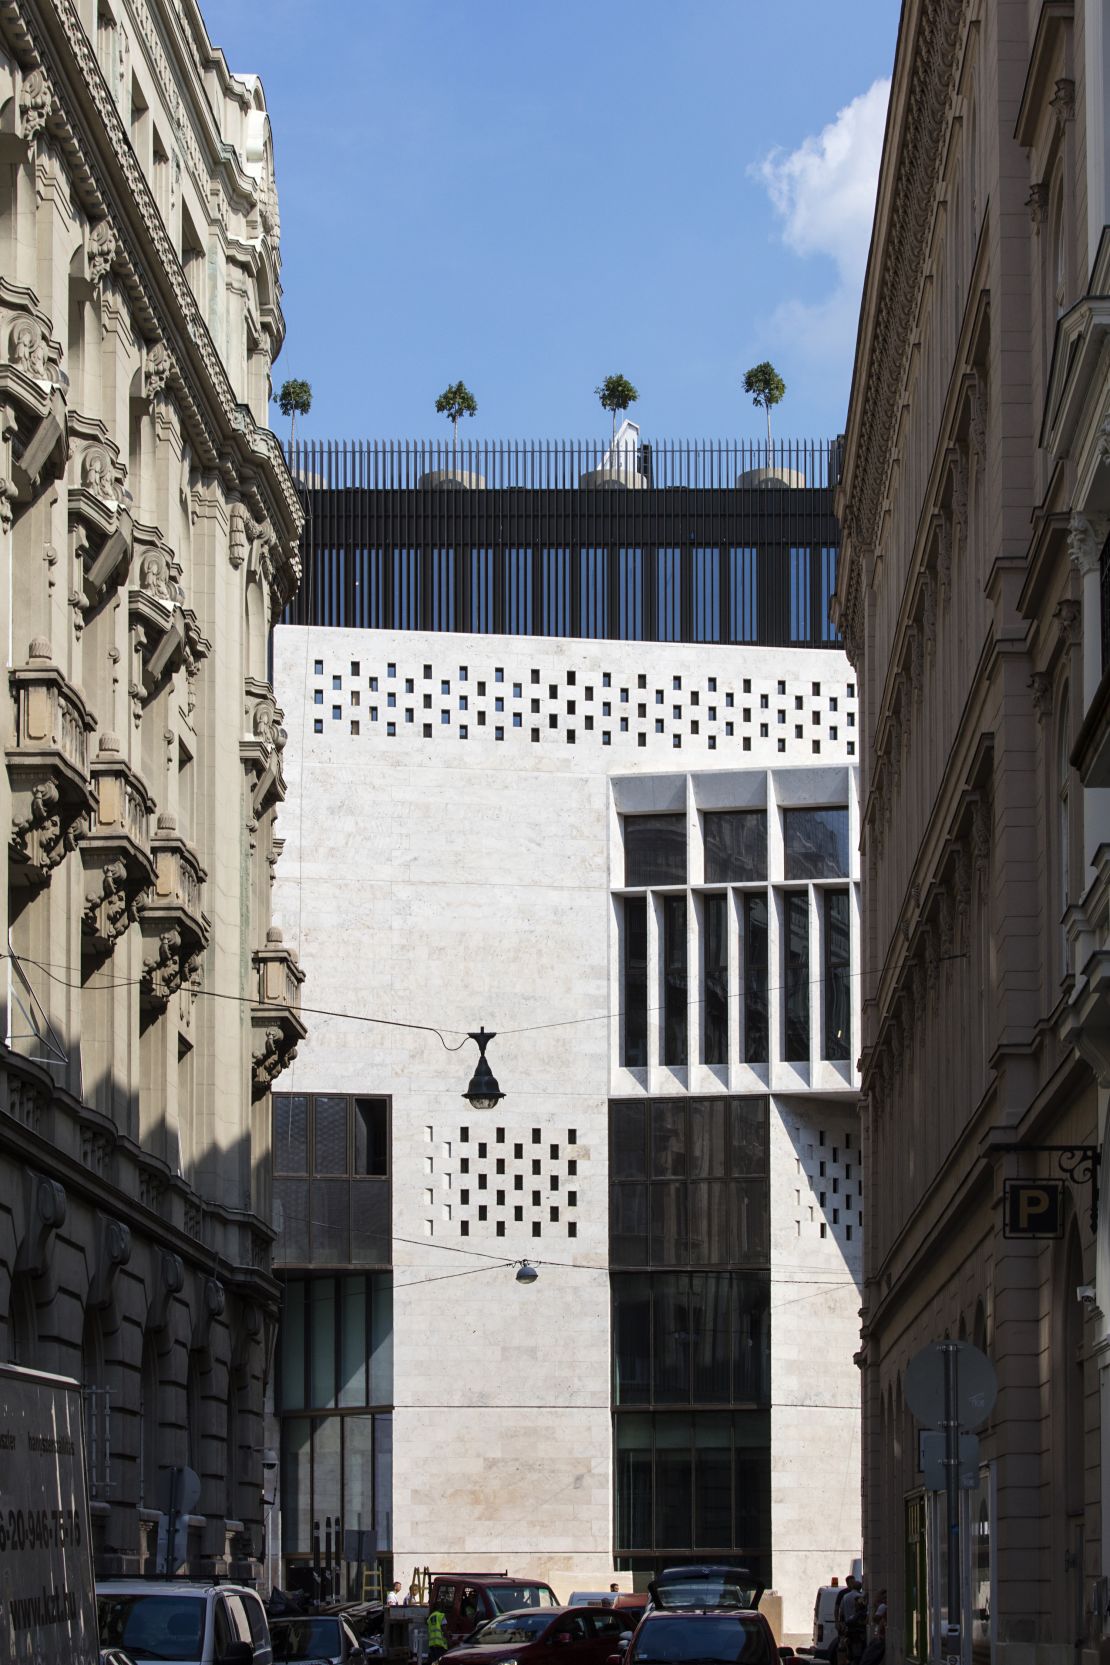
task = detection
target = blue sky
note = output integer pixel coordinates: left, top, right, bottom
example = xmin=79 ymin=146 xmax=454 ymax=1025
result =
xmin=210 ymin=2 xmax=899 ymax=444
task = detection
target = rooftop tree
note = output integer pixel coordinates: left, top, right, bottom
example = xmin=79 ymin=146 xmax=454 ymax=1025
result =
xmin=742 ymin=361 xmax=786 ymax=447
xmin=278 ymin=377 xmax=312 ymax=452
xmin=435 ymin=380 xmax=478 ymax=469
xmin=595 ymin=373 xmax=639 ymax=447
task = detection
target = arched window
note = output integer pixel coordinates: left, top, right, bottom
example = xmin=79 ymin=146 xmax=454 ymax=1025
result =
xmin=1057 ymin=690 xmax=1071 ymax=975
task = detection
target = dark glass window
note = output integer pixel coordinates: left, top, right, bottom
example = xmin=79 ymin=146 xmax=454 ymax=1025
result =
xmin=703 ymin=896 xmax=728 ymax=1066
xmin=624 ymin=814 xmax=687 ymax=887
xmin=470 ymin=548 xmax=494 ymax=633
xmin=274 ymin=1094 xmax=309 ymax=1174
xmin=824 ymin=890 xmax=851 ymax=1060
xmin=705 ymin=812 xmax=766 ymax=883
xmin=609 ymin=1098 xmax=769 ymax=1270
xmin=692 ymin=549 xmax=720 ymax=642
xmin=277 ymin=1273 xmax=392 ymax=1411
xmin=743 ymin=897 xmax=768 ymax=1064
xmin=580 ymin=548 xmax=610 ymax=639
xmin=354 ymin=1098 xmax=389 ymax=1175
xmin=784 ymin=892 xmax=810 ymax=1060
xmin=614 ymin=1409 xmax=770 ymax=1561
xmin=505 ymin=548 xmax=533 ymax=635
xmin=623 ymin=898 xmax=648 ymax=1068
xmin=314 ymin=1096 xmax=348 ymax=1174
xmin=540 ymin=549 xmax=571 ymax=634
xmin=663 ymin=896 xmax=688 ymax=1066
xmin=728 ymin=547 xmax=758 ymax=643
xmin=789 ymin=546 xmax=811 ymax=641
xmin=784 ymin=807 xmax=849 ymax=879
xmin=619 ymin=549 xmax=644 ymax=640
xmin=658 ymin=549 xmax=681 ymax=642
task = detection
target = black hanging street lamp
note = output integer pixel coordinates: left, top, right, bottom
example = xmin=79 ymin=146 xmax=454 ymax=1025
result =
xmin=515 ymin=1261 xmax=539 ymax=1285
xmin=462 ymin=1027 xmax=505 ymax=1110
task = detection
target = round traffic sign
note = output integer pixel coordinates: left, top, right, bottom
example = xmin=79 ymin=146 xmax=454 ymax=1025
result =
xmin=904 ymin=1340 xmax=997 ymax=1430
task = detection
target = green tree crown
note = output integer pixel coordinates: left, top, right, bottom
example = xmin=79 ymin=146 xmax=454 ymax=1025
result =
xmin=594 ymin=373 xmax=640 ymax=415
xmin=742 ymin=361 xmax=786 ymax=412
xmin=278 ymin=378 xmax=313 ymax=418
xmin=435 ymin=381 xmax=478 ymax=425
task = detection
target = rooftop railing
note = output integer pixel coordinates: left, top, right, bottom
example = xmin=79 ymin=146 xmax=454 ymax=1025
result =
xmin=286 ymin=437 xmax=843 ymax=492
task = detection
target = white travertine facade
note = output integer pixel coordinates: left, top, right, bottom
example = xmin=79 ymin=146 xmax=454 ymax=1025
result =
xmin=274 ymin=624 xmax=862 ymax=1635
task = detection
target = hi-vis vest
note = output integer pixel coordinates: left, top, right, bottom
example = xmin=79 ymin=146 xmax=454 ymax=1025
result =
xmin=428 ymin=1611 xmax=448 ymax=1649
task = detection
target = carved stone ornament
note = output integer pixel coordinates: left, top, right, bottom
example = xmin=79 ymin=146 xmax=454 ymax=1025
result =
xmin=81 ymin=444 xmax=118 ymax=504
xmin=9 ymin=316 xmax=50 ymax=381
xmin=1030 ymin=671 xmax=1053 ymax=722
xmin=149 ymin=1249 xmax=185 ymax=1333
xmin=923 ymin=922 xmax=939 ymax=1003
xmin=137 ymin=548 xmax=183 ymax=608
xmin=1026 ymin=182 xmax=1049 ymax=226
xmin=952 ymin=843 xmax=971 ymax=914
xmin=1097 ymin=415 xmax=1110 ymax=470
xmin=144 ymin=341 xmax=171 ymax=405
xmin=922 ymin=569 xmax=937 ymax=654
xmin=252 ymin=1024 xmax=298 ymax=1091
xmin=1067 ymin=511 xmax=1110 ymax=577
xmin=971 ymin=794 xmax=992 ymax=892
xmin=936 ymin=515 xmax=953 ymax=605
xmin=19 ymin=69 xmax=51 ymax=141
xmin=87 ymin=219 xmax=117 ymax=288
xmin=909 ymin=623 xmax=924 ymax=700
xmin=12 ymin=779 xmax=78 ymax=876
xmin=83 ymin=856 xmax=144 ymax=955
xmin=1055 ymin=598 xmax=1082 ymax=648
xmin=969 ymin=374 xmax=988 ymax=462
xmin=88 ymin=1211 xmax=132 ymax=1310
xmin=951 ymin=447 xmax=969 ymax=547
xmin=16 ymin=1172 xmax=66 ymax=1278
xmin=938 ymin=889 xmax=956 ymax=959
xmin=1051 ymin=78 xmax=1076 ymax=122
xmin=889 ymin=711 xmax=903 ymax=794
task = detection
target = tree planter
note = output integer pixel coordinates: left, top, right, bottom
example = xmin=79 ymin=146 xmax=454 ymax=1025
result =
xmin=418 ymin=467 xmax=486 ymax=490
xmin=736 ymin=464 xmax=806 ymax=489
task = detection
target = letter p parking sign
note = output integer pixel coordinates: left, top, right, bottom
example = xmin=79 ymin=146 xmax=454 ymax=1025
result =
xmin=1003 ymin=1179 xmax=1063 ymax=1238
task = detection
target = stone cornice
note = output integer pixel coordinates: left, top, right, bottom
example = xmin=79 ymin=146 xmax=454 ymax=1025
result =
xmin=838 ymin=0 xmax=966 ymax=558
xmin=2 ymin=0 xmax=303 ymax=599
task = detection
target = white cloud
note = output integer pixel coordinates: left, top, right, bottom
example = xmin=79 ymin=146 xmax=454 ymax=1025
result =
xmin=749 ymin=78 xmax=890 ymax=363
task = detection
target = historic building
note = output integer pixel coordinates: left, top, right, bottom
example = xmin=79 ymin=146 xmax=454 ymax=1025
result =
xmin=271 ymin=439 xmax=863 ymax=1636
xmin=0 ymin=0 xmax=302 ymax=1580
xmin=833 ymin=1 xmax=1109 ymax=1661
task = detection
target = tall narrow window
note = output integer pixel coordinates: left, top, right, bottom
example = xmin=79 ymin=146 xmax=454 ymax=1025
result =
xmin=619 ymin=550 xmax=644 ymax=640
xmin=470 ymin=548 xmax=493 ymax=632
xmin=540 ymin=549 xmax=570 ymax=635
xmin=1058 ymin=691 xmax=1071 ymax=976
xmin=663 ymin=896 xmax=688 ymax=1067
xmin=703 ymin=895 xmax=728 ymax=1066
xmin=623 ymin=898 xmax=648 ymax=1068
xmin=784 ymin=893 xmax=810 ymax=1061
xmin=789 ymin=547 xmax=811 ymax=641
xmin=505 ymin=548 xmax=532 ymax=635
xmin=692 ymin=549 xmax=720 ymax=642
xmin=744 ymin=897 xmax=768 ymax=1064
xmin=823 ymin=890 xmax=850 ymax=1060
xmin=729 ymin=548 xmax=758 ymax=642
xmin=579 ymin=548 xmax=609 ymax=638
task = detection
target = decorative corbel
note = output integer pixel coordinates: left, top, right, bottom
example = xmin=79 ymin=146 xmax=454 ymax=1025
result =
xmin=148 ymin=1249 xmax=185 ymax=1333
xmin=192 ymin=1276 xmax=226 ymax=1354
xmin=18 ymin=69 xmax=51 ymax=141
xmin=1030 ymin=671 xmax=1053 ymax=722
xmin=16 ymin=1172 xmax=66 ymax=1277
xmin=1051 ymin=78 xmax=1075 ymax=123
xmin=1054 ymin=598 xmax=1081 ymax=649
xmin=88 ymin=1211 xmax=132 ymax=1310
xmin=1025 ymin=182 xmax=1049 ymax=227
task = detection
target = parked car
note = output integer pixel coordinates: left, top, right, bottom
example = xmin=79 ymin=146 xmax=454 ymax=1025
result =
xmin=442 ymin=1605 xmax=630 ymax=1665
xmin=271 ymin=1612 xmax=368 ymax=1662
xmin=427 ymin=1575 xmax=560 ymax=1649
xmin=614 ymin=1608 xmax=780 ymax=1665
xmin=96 ymin=1580 xmax=273 ymax=1664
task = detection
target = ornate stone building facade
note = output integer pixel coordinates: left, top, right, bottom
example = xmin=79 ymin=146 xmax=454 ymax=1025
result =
xmin=0 ymin=0 xmax=303 ymax=1579
xmin=834 ymin=2 xmax=1109 ymax=1662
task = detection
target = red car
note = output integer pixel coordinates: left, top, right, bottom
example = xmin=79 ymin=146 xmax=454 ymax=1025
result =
xmin=442 ymin=1605 xmax=631 ymax=1665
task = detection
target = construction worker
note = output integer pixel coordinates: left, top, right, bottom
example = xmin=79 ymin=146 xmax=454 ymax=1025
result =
xmin=428 ymin=1595 xmax=449 ymax=1664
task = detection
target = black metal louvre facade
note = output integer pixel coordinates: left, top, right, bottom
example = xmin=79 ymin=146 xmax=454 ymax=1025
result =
xmin=284 ymin=440 xmax=843 ymax=649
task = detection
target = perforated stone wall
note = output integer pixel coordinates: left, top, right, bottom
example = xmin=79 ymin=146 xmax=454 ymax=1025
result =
xmin=427 ymin=1122 xmax=585 ymax=1241
xmin=300 ymin=634 xmax=857 ymax=762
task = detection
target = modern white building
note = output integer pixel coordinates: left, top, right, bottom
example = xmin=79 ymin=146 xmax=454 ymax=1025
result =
xmin=268 ymin=441 xmax=863 ymax=1640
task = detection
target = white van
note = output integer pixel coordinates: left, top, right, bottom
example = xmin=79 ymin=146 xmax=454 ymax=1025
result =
xmin=812 ymin=1585 xmax=843 ymax=1651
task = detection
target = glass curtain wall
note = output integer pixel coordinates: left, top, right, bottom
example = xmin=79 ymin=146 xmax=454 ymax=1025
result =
xmin=610 ymin=1097 xmax=771 ymax=1586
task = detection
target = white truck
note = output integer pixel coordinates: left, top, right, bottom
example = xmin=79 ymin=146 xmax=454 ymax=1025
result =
xmin=0 ymin=1360 xmax=99 ymax=1663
